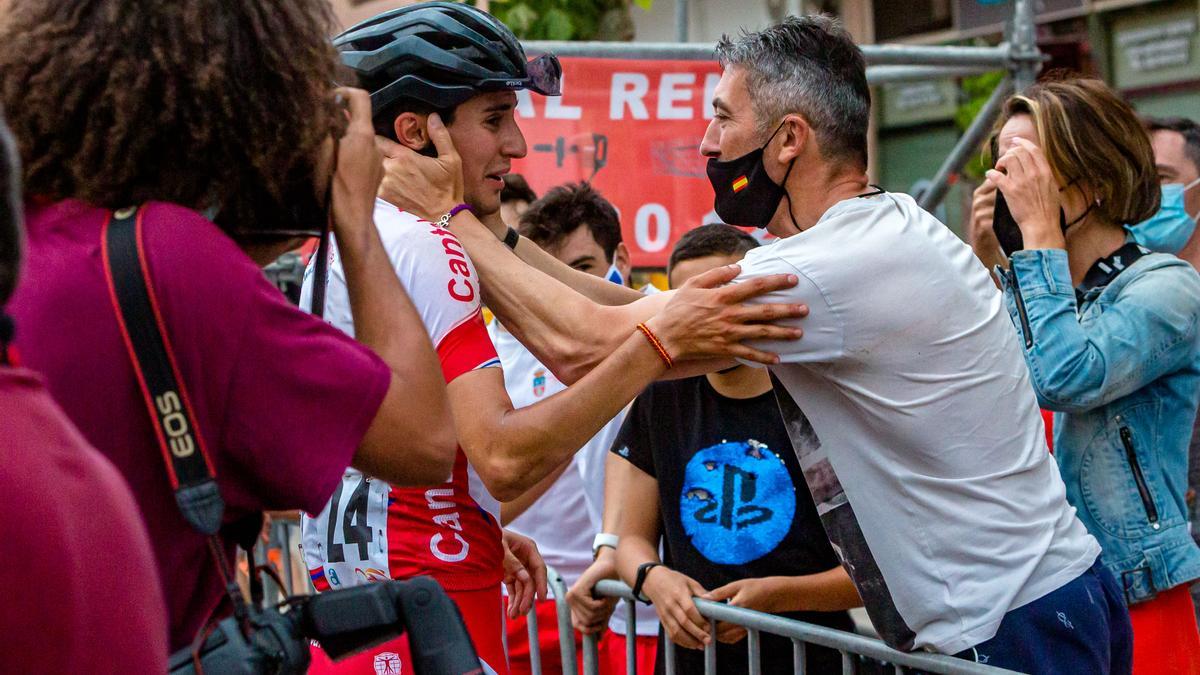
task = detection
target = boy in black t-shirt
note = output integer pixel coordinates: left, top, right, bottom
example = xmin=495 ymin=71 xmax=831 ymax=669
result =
xmin=611 ymin=225 xmax=860 ymax=674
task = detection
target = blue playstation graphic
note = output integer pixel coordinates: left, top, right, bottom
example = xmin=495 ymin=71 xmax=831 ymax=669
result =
xmin=680 ymin=439 xmax=796 ymax=565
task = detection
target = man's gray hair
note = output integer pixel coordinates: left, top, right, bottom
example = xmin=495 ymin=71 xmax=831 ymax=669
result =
xmin=716 ymin=15 xmax=870 ymax=167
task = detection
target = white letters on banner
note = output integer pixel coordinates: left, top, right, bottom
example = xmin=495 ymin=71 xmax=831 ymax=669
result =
xmin=611 ymin=72 xmax=651 ymax=120
xmin=634 ymin=203 xmax=671 ymax=252
xmin=517 ymin=71 xmax=720 ymax=122
xmin=657 ymin=73 xmax=695 ymax=120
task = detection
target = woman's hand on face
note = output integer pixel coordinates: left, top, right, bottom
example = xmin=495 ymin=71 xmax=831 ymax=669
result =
xmin=986 ymin=137 xmax=1066 ymax=250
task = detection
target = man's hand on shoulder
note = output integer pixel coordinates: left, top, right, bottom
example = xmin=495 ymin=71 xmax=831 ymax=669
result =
xmin=645 ymin=263 xmax=808 ymax=367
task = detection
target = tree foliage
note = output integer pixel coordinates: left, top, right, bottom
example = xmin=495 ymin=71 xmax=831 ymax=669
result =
xmin=486 ymin=0 xmax=653 ymax=41
xmin=955 ymin=70 xmax=1006 ymax=181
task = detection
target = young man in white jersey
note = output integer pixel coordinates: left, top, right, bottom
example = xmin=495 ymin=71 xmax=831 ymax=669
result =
xmin=300 ymin=5 xmax=805 ymax=674
xmin=379 ymin=15 xmax=1131 ymax=675
xmin=495 ymin=182 xmax=659 ymax=675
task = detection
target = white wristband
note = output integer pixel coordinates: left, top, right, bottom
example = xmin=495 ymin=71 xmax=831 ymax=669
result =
xmin=592 ymin=532 xmax=619 ymax=558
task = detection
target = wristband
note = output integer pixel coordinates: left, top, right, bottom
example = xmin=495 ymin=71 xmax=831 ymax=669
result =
xmin=591 ymin=532 xmax=619 ymax=559
xmin=503 ymin=226 xmax=520 ymax=250
xmin=632 ymin=561 xmax=662 ymax=604
xmin=437 ymin=203 xmax=473 ymax=229
xmin=636 ymin=323 xmax=674 ymax=369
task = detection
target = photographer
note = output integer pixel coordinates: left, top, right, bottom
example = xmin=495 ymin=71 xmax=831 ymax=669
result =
xmin=985 ymin=78 xmax=1200 ymax=673
xmin=0 ymin=0 xmax=456 ymax=654
xmin=0 ymin=110 xmax=169 ymax=674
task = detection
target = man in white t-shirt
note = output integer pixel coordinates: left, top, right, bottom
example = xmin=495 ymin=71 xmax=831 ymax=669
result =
xmin=494 ymin=182 xmax=659 ymax=675
xmin=379 ymin=14 xmax=1131 ymax=675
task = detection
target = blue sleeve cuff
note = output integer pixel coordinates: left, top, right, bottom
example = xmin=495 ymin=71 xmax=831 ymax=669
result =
xmin=1008 ymin=248 xmax=1073 ymax=299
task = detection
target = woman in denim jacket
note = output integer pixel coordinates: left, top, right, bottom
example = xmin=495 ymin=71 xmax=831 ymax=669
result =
xmin=980 ymin=78 xmax=1200 ymax=671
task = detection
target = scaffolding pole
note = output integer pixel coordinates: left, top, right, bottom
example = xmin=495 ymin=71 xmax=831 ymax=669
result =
xmin=917 ymin=76 xmax=1013 ymax=211
xmin=519 ymin=0 xmax=1044 ymax=214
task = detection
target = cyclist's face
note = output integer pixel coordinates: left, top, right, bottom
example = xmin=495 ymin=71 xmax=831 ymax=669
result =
xmin=447 ymin=91 xmax=528 ymax=217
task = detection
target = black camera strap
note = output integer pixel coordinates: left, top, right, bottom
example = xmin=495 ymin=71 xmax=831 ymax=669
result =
xmin=101 ymin=206 xmax=253 ymax=632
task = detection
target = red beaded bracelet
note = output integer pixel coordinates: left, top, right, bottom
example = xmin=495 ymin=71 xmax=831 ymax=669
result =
xmin=636 ymin=322 xmax=674 ymax=369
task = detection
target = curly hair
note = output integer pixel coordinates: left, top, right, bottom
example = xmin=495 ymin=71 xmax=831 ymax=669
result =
xmin=0 ymin=0 xmax=343 ymax=238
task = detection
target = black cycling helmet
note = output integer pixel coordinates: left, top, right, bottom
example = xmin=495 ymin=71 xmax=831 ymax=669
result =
xmin=335 ymin=2 xmax=561 ymax=120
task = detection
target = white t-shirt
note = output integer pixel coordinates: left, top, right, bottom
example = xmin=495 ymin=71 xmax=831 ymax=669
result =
xmin=489 ymin=322 xmax=659 ymax=637
xmin=733 ymin=192 xmax=1100 ymax=654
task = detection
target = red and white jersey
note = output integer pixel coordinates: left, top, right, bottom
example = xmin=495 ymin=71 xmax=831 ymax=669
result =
xmin=299 ymin=199 xmax=504 ymax=593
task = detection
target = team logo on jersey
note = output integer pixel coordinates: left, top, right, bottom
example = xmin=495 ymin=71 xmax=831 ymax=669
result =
xmin=373 ymin=652 xmax=403 ymax=675
xmin=679 ymin=439 xmax=796 ymax=565
xmin=355 ymin=567 xmax=390 ymax=583
xmin=532 ymin=369 xmax=547 ymax=397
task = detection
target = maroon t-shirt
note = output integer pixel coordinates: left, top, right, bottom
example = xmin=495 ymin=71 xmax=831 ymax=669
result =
xmin=9 ymin=200 xmax=391 ymax=651
xmin=0 ymin=366 xmax=168 ymax=673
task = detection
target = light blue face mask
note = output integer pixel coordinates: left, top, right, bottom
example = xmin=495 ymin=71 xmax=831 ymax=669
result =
xmin=605 ymin=262 xmax=624 ymax=286
xmin=1126 ymin=178 xmax=1200 ymax=254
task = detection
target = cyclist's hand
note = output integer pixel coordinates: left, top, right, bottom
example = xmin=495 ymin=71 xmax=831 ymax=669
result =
xmin=642 ymin=566 xmax=710 ymax=650
xmin=377 ymin=112 xmax=464 ymax=222
xmin=502 ymin=529 xmax=547 ymax=619
xmin=567 ymin=552 xmax=619 ymax=635
xmin=644 ymin=264 xmax=806 ymax=366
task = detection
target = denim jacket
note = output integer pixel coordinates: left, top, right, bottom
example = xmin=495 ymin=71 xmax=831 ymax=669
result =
xmin=999 ymin=247 xmax=1200 ymax=604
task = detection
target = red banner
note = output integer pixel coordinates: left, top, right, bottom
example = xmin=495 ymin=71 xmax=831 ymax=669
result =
xmin=512 ymin=57 xmax=724 ymax=268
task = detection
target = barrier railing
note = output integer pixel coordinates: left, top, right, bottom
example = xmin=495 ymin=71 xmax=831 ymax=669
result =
xmin=524 ymin=576 xmax=1019 ymax=675
xmin=260 ymin=536 xmax=1018 ymax=675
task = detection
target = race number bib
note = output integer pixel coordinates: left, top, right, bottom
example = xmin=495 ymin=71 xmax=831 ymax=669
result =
xmin=301 ymin=470 xmax=391 ymax=589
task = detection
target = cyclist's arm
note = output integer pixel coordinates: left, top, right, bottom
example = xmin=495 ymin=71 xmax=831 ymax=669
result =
xmin=452 ymin=213 xmax=802 ymax=384
xmin=500 ymin=458 xmax=572 ymax=526
xmin=450 ymin=327 xmax=669 ymax=502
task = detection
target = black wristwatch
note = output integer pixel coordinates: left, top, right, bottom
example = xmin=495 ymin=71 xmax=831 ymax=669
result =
xmin=632 ymin=561 xmax=662 ymax=605
xmin=502 ymin=227 xmax=520 ymax=250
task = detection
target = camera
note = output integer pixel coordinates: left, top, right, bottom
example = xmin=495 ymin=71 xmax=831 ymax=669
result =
xmin=168 ymin=576 xmax=481 ymax=675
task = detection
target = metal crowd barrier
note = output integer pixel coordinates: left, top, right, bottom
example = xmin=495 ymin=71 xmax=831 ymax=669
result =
xmin=522 ymin=574 xmax=1019 ymax=675
xmin=259 ymin=535 xmax=1018 ymax=675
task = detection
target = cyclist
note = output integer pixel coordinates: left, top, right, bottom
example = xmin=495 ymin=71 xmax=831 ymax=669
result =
xmin=300 ymin=5 xmax=804 ymax=674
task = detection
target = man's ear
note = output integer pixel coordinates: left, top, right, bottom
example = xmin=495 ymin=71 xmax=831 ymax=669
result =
xmin=392 ymin=112 xmax=431 ymax=151
xmin=613 ymin=241 xmax=633 ymax=286
xmin=776 ymin=114 xmax=811 ymax=165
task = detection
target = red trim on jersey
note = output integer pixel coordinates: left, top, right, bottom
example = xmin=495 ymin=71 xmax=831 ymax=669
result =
xmin=436 ymin=310 xmax=499 ymax=383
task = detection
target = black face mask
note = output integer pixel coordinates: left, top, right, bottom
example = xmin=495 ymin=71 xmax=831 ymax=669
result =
xmin=991 ymin=185 xmax=1096 ymax=259
xmin=706 ymin=122 xmax=797 ymax=229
